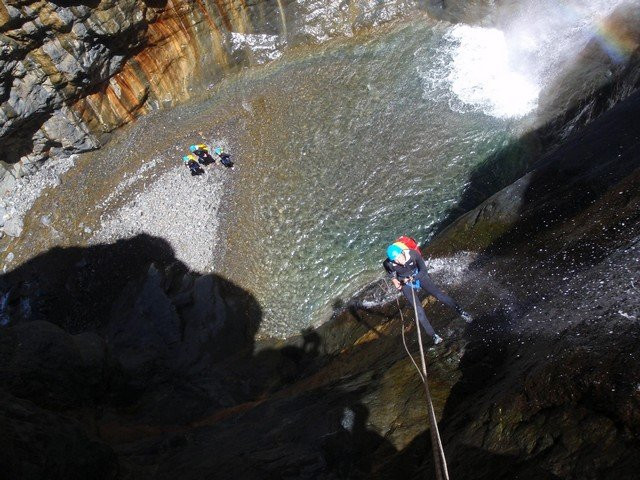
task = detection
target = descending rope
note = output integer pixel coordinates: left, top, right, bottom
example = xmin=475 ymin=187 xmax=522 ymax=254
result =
xmin=397 ymin=296 xmax=425 ymax=383
xmin=390 ymin=280 xmax=450 ymax=480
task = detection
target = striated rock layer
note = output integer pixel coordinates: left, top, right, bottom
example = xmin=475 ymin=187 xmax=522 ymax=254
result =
xmin=0 ymin=0 xmax=251 ymax=191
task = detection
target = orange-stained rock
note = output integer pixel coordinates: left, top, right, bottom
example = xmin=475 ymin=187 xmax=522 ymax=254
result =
xmin=0 ymin=0 xmax=262 ymax=175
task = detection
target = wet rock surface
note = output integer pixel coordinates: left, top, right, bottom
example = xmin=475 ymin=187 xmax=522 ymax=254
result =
xmin=536 ymin=3 xmax=640 ymax=146
xmin=428 ymin=85 xmax=640 ymax=257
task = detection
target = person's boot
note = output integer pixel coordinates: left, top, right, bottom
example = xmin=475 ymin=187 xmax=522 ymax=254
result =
xmin=460 ymin=311 xmax=473 ymax=323
xmin=456 ymin=307 xmax=473 ymax=323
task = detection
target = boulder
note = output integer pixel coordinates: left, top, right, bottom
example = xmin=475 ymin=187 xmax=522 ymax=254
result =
xmin=0 ymin=162 xmax=16 ymax=196
xmin=2 ymin=215 xmax=23 ymax=237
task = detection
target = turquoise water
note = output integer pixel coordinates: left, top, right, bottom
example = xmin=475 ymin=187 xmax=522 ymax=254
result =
xmin=207 ymin=19 xmax=534 ymax=336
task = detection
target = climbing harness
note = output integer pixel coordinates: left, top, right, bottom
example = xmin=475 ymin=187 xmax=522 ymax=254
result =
xmin=387 ymin=279 xmax=450 ymax=480
xmin=405 ymin=270 xmax=421 ymax=290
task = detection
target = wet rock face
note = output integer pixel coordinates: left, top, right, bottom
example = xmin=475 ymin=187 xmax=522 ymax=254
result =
xmin=423 ymin=0 xmax=531 ymax=25
xmin=428 ymin=63 xmax=640 ymax=258
xmin=537 ymin=4 xmax=640 ymax=144
xmin=0 ymin=390 xmax=118 ymax=480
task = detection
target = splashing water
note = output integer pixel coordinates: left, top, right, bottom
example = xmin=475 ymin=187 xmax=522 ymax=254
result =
xmin=497 ymin=0 xmax=638 ymax=82
xmin=417 ymin=25 xmax=540 ymax=119
xmin=447 ymin=27 xmax=540 ymax=118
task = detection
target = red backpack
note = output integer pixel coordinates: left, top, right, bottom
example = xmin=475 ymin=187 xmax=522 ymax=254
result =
xmin=396 ymin=235 xmax=422 ymax=257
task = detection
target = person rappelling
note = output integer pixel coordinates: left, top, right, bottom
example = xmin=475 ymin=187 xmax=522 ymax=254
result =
xmin=383 ymin=237 xmax=472 ymax=345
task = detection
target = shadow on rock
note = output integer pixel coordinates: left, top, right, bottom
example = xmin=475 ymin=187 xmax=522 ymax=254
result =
xmin=0 ymin=234 xmax=401 ymax=479
xmin=0 ymin=234 xmax=262 ymax=477
xmin=0 ymin=113 xmax=54 ymax=168
xmin=322 ymin=403 xmax=397 ymax=479
xmin=0 ymin=233 xmax=263 ymax=406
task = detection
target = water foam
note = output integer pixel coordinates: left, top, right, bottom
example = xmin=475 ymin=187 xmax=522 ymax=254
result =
xmin=417 ymin=0 xmax=635 ymax=119
xmin=417 ymin=25 xmax=540 ymax=119
xmin=427 ymin=251 xmax=477 ymax=285
xmin=445 ymin=26 xmax=540 ymax=119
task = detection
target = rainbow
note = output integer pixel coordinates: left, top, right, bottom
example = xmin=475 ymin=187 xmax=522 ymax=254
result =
xmin=593 ymin=18 xmax=638 ymax=64
xmin=554 ymin=1 xmax=639 ymax=65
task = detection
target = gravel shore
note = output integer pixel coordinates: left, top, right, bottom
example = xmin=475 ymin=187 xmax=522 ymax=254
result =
xmin=1 ymin=156 xmax=77 ymax=238
xmin=91 ymin=162 xmax=228 ymax=273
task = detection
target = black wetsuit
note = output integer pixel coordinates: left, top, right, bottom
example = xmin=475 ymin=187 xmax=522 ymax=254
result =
xmin=219 ymin=152 xmax=233 ymax=168
xmin=194 ymin=149 xmax=215 ymax=166
xmin=383 ymin=249 xmax=462 ymax=338
xmin=187 ymin=160 xmax=203 ymax=175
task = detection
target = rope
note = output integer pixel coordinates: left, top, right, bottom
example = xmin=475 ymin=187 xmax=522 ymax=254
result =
xmin=390 ymin=279 xmax=450 ymax=480
xmin=386 ymin=279 xmax=425 ymax=384
xmin=397 ymin=296 xmax=425 ymax=384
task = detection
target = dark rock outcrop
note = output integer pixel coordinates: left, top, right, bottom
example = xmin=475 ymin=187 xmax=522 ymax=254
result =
xmin=427 ymin=84 xmax=640 ymax=257
xmin=0 ymin=320 xmax=108 ymax=409
xmin=0 ymin=390 xmax=118 ymax=480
